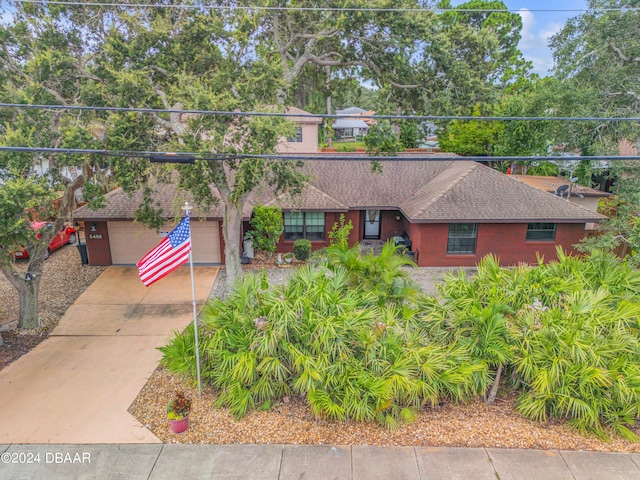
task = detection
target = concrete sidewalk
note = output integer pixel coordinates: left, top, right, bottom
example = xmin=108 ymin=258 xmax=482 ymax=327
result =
xmin=0 ymin=266 xmax=218 ymax=444
xmin=2 ymin=444 xmax=640 ymax=480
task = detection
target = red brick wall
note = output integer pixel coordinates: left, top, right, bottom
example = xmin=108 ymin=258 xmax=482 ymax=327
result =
xmin=84 ymin=221 xmax=112 ymax=265
xmin=413 ymin=223 xmax=586 ymax=267
xmin=345 ymin=210 xmax=360 ymax=246
xmin=380 ymin=210 xmax=406 ymax=240
xmin=276 ymin=212 xmax=337 ymax=253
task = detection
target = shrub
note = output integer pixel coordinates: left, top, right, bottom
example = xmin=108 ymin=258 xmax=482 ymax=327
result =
xmin=293 ymin=239 xmax=311 ymax=261
xmin=248 ymin=205 xmax=283 ymax=256
xmin=328 ymin=214 xmax=353 ymax=248
xmin=432 ymin=249 xmax=640 ymax=440
xmin=399 ymin=121 xmax=420 ymax=149
xmin=162 ymin=264 xmax=480 ymax=427
xmin=160 ymin=246 xmax=640 ymax=439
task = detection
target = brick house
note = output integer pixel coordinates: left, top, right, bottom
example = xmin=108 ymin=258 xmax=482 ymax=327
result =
xmin=73 ymin=158 xmax=605 ymax=267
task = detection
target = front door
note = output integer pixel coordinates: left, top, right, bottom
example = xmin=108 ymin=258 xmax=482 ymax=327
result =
xmin=364 ymin=210 xmax=381 ymax=239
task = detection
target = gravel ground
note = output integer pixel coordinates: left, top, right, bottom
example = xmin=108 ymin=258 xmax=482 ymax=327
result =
xmin=129 ymin=368 xmax=640 ymax=452
xmin=0 ymin=245 xmax=107 ymax=370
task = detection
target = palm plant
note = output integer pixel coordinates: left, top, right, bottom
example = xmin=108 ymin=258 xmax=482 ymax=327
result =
xmin=159 ymin=244 xmax=482 ymax=428
xmin=159 ymin=242 xmax=640 ymax=439
xmin=511 ymin=288 xmax=640 ymax=440
xmin=359 ymin=241 xmax=421 ymax=305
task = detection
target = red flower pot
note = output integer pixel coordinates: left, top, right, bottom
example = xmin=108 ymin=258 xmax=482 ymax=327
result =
xmin=169 ymin=414 xmax=189 ymax=434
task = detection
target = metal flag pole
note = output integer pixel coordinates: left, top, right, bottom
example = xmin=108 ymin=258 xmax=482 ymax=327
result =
xmin=182 ymin=202 xmax=202 ymax=399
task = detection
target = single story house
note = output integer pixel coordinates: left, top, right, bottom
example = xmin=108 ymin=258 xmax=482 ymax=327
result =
xmin=332 ymin=107 xmax=376 ymax=140
xmin=73 ymin=159 xmax=605 ymax=268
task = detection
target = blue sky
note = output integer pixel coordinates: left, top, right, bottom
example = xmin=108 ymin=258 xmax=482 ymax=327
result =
xmin=451 ymin=0 xmax=589 ymax=76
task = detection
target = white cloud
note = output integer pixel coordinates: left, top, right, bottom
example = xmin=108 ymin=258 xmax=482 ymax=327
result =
xmin=526 ymin=54 xmax=555 ymax=76
xmin=518 ymin=8 xmax=538 ymax=49
xmin=516 ymin=9 xmax=561 ymax=76
xmin=518 ymin=10 xmax=563 ymax=50
xmin=539 ymin=22 xmax=564 ymax=43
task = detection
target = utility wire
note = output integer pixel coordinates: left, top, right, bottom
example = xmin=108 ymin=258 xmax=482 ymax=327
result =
xmin=14 ymin=0 xmax=640 ymax=14
xmin=1 ymin=145 xmax=639 ymax=163
xmin=2 ymin=103 xmax=640 ymax=122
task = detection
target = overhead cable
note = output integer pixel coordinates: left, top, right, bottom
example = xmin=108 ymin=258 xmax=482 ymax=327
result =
xmin=14 ymin=0 xmax=640 ymax=14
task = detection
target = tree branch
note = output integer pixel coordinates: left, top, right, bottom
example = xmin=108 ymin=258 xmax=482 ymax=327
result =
xmin=609 ymin=42 xmax=640 ymax=64
xmin=0 ymin=50 xmax=68 ymax=105
xmin=606 ymin=91 xmax=640 ymax=103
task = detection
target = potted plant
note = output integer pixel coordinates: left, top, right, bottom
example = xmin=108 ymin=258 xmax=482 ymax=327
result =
xmin=284 ymin=252 xmax=293 ymax=264
xmin=167 ymin=390 xmax=191 ymax=434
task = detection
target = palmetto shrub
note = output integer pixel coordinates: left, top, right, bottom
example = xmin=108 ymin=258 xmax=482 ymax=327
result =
xmin=160 ymin=247 xmax=482 ymax=429
xmin=433 ymin=249 xmax=640 ymax=440
xmin=160 ymin=245 xmax=640 ymax=439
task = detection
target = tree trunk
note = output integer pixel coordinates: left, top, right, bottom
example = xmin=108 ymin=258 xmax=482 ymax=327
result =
xmin=222 ymin=202 xmax=244 ymax=288
xmin=18 ymin=276 xmax=41 ymax=329
xmin=486 ymin=363 xmax=503 ymax=405
xmin=394 ymin=105 xmax=401 ymax=137
xmin=326 ymin=66 xmax=332 ymax=115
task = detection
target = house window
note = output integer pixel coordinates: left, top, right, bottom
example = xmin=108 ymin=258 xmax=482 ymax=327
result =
xmin=284 ymin=212 xmax=325 ymax=241
xmin=287 ymin=127 xmax=303 ymax=142
xmin=447 ymin=223 xmax=477 ymax=254
xmin=526 ymin=223 xmax=556 ymax=241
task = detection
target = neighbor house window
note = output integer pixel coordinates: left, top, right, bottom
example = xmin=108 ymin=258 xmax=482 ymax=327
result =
xmin=526 ymin=223 xmax=556 ymax=241
xmin=447 ymin=223 xmax=478 ymax=254
xmin=287 ymin=127 xmax=303 ymax=143
xmin=284 ymin=212 xmax=325 ymax=241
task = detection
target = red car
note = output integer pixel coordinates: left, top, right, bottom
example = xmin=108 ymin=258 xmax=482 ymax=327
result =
xmin=14 ymin=222 xmax=77 ymax=260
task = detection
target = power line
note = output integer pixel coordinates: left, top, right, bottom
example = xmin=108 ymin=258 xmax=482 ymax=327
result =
xmin=14 ymin=0 xmax=640 ymax=14
xmin=1 ymin=145 xmax=639 ymax=163
xmin=2 ymin=103 xmax=640 ymax=122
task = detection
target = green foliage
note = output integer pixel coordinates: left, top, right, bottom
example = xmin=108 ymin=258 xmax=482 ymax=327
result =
xmin=328 ymin=214 xmax=353 ymax=248
xmin=438 ymin=104 xmax=503 ymax=156
xmin=526 ymin=161 xmax=560 ymax=177
xmin=334 ymin=142 xmax=365 ymax=152
xmin=293 ymin=239 xmax=312 ymax=261
xmin=432 ymin=249 xmax=640 ymax=440
xmin=399 ymin=121 xmax=421 ymax=149
xmin=577 ymin=161 xmax=640 ymax=265
xmin=162 ymin=245 xmax=640 ymax=438
xmin=161 ymin=244 xmax=481 ymax=428
xmin=364 ymin=121 xmax=401 ymax=157
xmin=248 ymin=205 xmax=284 ymax=256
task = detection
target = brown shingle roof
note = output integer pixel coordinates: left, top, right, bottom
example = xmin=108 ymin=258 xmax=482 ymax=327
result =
xmin=74 ymin=160 xmax=606 ymax=223
xmin=285 ymin=106 xmax=323 ymax=124
xmin=74 ymin=182 xmax=224 ymax=220
xmin=399 ymin=162 xmax=605 ymax=222
xmin=264 ymin=184 xmax=347 ymax=211
xmin=302 ymin=159 xmax=453 ymax=208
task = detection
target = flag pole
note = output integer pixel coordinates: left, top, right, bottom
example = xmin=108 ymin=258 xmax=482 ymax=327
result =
xmin=182 ymin=202 xmax=202 ymax=400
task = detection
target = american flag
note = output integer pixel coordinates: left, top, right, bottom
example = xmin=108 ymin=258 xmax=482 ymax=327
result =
xmin=137 ymin=215 xmax=191 ymax=287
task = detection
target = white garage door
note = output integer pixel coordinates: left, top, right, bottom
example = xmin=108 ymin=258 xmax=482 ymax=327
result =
xmin=107 ymin=220 xmax=221 ymax=265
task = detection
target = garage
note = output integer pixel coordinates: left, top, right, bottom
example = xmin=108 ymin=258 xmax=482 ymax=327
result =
xmin=107 ymin=220 xmax=221 ymax=265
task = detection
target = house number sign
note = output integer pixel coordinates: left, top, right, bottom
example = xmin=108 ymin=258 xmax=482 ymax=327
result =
xmin=89 ymin=234 xmax=103 ymax=240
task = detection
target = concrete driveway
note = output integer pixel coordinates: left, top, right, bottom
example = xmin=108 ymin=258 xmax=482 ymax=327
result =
xmin=0 ymin=265 xmax=218 ymax=444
